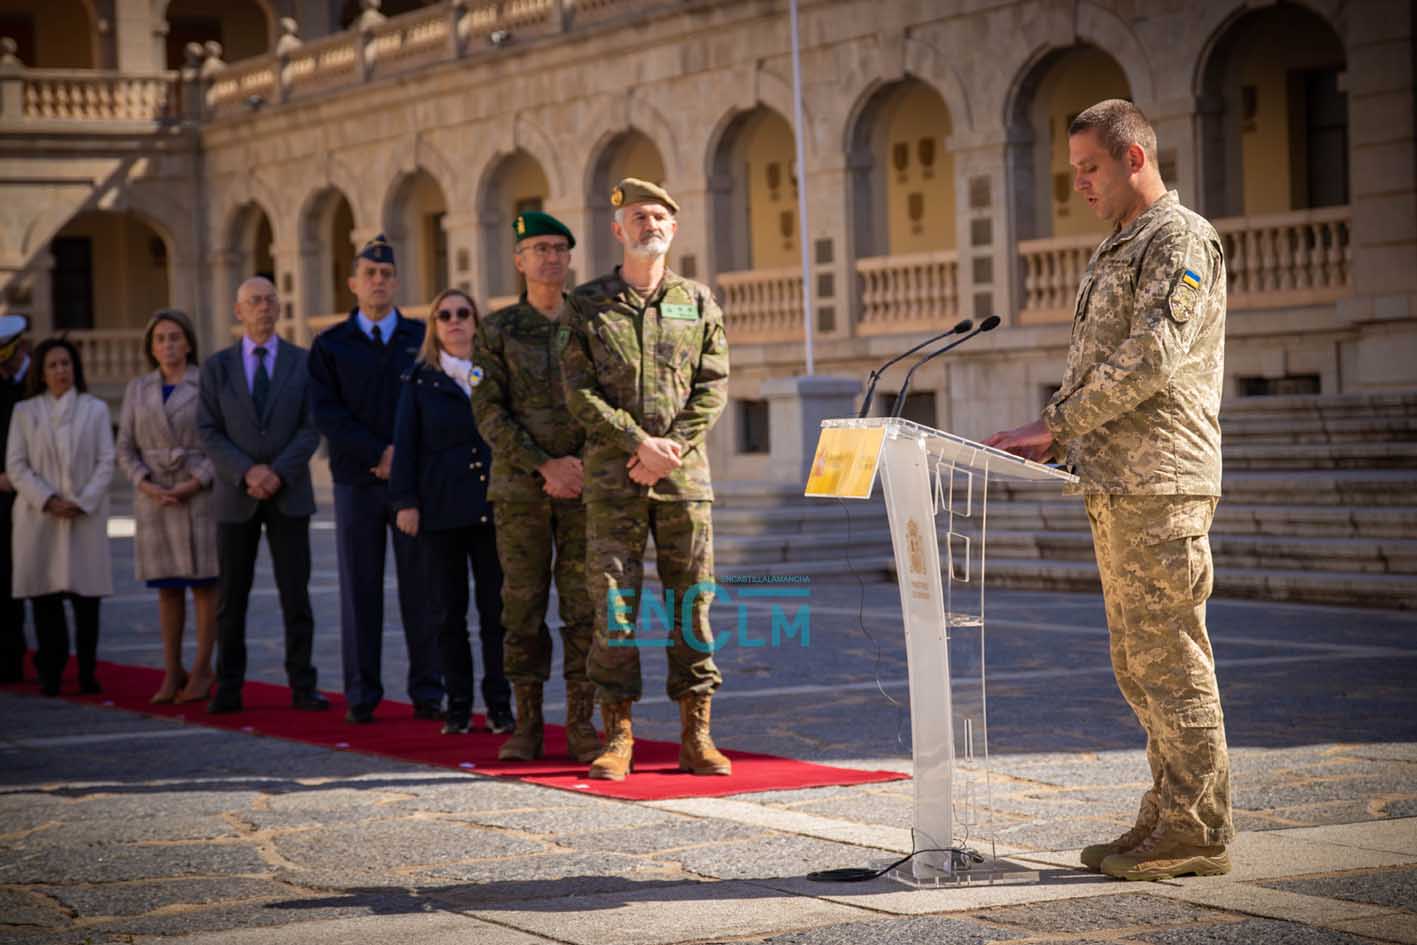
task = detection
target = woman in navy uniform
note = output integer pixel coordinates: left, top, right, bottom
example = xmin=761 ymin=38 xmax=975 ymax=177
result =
xmin=391 ymin=289 xmax=511 ymax=735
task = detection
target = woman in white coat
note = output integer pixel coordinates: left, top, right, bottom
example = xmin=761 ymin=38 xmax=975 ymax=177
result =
xmin=117 ymin=311 xmax=218 ymax=704
xmin=5 ymin=337 xmax=114 ymax=696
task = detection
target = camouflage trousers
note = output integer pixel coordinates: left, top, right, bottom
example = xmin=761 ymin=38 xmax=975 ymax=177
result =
xmin=1085 ymin=494 xmax=1234 ymax=846
xmin=493 ymin=499 xmax=594 ymax=685
xmin=585 ymin=498 xmax=722 ymax=704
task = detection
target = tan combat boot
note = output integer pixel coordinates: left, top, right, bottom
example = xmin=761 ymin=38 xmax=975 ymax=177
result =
xmin=1080 ymin=818 xmax=1159 ymax=871
xmin=677 ymin=693 xmax=731 ymax=776
xmin=563 ymin=681 xmax=602 ymax=764
xmin=587 ymin=700 xmax=634 ymax=781
xmin=1100 ymin=828 xmax=1231 ymax=881
xmin=496 ymin=683 xmax=544 ymax=761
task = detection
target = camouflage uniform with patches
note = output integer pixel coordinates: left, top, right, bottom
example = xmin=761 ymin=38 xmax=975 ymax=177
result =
xmin=471 ymin=297 xmax=592 ymax=687
xmin=1043 ymin=191 xmax=1233 ymax=846
xmin=558 ymin=268 xmax=729 ymax=704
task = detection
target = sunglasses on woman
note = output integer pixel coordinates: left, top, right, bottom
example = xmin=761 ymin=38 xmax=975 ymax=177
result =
xmin=436 ymin=307 xmax=474 ymax=322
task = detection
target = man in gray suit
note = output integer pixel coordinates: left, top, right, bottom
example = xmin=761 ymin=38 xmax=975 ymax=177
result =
xmin=198 ymin=277 xmax=329 ymax=714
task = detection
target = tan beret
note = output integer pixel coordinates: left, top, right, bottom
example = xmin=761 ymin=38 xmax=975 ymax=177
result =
xmin=610 ymin=177 xmax=679 ymax=215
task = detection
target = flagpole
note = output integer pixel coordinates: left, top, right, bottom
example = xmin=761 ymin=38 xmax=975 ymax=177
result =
xmin=788 ymin=0 xmax=814 ymax=375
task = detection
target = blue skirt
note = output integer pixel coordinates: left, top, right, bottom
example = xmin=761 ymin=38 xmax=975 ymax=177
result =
xmin=146 ymin=577 xmax=220 ymax=590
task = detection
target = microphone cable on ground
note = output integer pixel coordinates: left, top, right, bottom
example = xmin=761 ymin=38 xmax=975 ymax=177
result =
xmin=834 ymin=496 xmax=909 ymax=750
xmin=811 ymin=498 xmax=984 ymax=884
xmin=806 ymin=830 xmax=986 ymax=883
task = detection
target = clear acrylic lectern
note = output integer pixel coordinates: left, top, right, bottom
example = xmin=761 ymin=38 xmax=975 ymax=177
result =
xmin=804 ymin=416 xmax=1077 ymax=885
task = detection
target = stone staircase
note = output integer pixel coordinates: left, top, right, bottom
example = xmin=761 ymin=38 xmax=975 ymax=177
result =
xmin=707 ymin=391 xmax=1417 ymax=609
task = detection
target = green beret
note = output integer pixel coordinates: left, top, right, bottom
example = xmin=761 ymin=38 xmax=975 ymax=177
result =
xmin=357 ymin=232 xmax=396 ymax=266
xmin=514 ymin=211 xmax=575 ymax=249
xmin=610 ymin=177 xmax=679 ymax=215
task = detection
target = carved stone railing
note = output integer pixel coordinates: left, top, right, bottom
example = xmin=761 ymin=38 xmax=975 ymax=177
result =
xmin=365 ymin=5 xmax=455 ymax=79
xmin=1016 ymin=208 xmax=1353 ymax=323
xmin=69 ymin=331 xmax=148 ymax=384
xmin=855 ymin=250 xmax=959 ymax=335
xmin=6 ymin=70 xmax=177 ymax=124
xmin=718 ymin=267 xmax=804 ymax=344
xmin=1016 ymin=233 xmax=1098 ymax=324
xmin=1215 ymin=206 xmax=1351 ymax=310
xmin=205 ymin=0 xmax=659 ymax=120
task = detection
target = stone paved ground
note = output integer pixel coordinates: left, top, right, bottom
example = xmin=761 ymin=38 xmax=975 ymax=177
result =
xmin=1 ymin=490 xmax=1415 ymax=943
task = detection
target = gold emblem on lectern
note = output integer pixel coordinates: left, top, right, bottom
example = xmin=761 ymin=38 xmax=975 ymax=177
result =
xmin=906 ymin=519 xmax=926 ymax=576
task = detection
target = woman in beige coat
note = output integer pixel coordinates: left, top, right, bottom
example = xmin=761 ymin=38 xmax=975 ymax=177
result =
xmin=117 ymin=310 xmax=219 ymax=704
xmin=6 ymin=337 xmax=114 ymax=696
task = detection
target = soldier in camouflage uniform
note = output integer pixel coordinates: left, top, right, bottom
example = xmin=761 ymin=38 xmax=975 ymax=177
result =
xmin=987 ymin=100 xmax=1232 ymax=881
xmin=470 ymin=211 xmax=600 ymax=764
xmin=559 ymin=178 xmax=731 ymax=782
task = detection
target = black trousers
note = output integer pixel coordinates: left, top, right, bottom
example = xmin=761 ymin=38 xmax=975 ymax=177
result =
xmin=422 ymin=523 xmax=509 ymax=711
xmin=215 ymin=504 xmax=317 ymax=698
xmin=31 ymin=593 xmax=99 ymax=687
xmin=0 ymin=494 xmax=28 ymax=681
xmin=334 ymin=482 xmax=436 ymax=709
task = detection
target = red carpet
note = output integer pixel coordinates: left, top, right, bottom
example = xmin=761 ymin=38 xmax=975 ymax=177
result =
xmin=2 ymin=658 xmax=907 ymax=801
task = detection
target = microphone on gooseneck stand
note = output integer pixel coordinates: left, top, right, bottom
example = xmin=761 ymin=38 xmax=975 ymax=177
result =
xmin=858 ymin=318 xmax=973 ymax=418
xmin=890 ymin=315 xmax=1002 ymax=419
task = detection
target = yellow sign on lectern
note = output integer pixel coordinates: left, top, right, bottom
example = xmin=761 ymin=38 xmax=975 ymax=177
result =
xmin=804 ymin=425 xmax=887 ymax=498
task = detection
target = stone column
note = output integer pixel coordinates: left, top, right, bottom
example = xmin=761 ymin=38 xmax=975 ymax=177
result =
xmin=206 ymin=250 xmax=240 ymax=352
xmin=953 ymin=139 xmax=1016 ymax=327
xmin=761 ymin=375 xmax=862 ymax=484
xmin=113 ymin=0 xmax=161 ymax=72
xmin=1343 ymin=0 xmax=1417 ymax=388
xmin=440 ymin=211 xmax=482 ymax=302
xmin=806 ymin=164 xmax=853 ymax=343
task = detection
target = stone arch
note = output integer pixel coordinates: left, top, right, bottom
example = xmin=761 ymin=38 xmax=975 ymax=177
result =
xmin=48 ymin=208 xmax=176 ymax=332
xmin=508 ymin=112 xmax=566 ymax=204
xmin=575 ymin=92 xmax=685 ymax=189
xmin=298 ymin=185 xmax=359 ymax=318
xmin=902 ymin=35 xmax=975 ymax=137
xmin=705 ymin=104 xmax=799 ymax=276
xmin=1193 ymin=0 xmax=1348 ymax=218
xmin=843 ymin=76 xmax=958 ymax=261
xmin=475 ymin=149 xmax=552 ymax=300
xmin=381 ymin=168 xmax=450 ymax=305
xmin=1003 ymin=43 xmax=1133 ymax=241
xmin=583 ymin=128 xmax=669 ymax=276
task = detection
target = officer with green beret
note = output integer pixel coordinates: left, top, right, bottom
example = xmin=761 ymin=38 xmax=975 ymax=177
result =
xmin=471 ymin=211 xmax=600 ymax=763
xmin=559 ymin=178 xmax=732 ymax=781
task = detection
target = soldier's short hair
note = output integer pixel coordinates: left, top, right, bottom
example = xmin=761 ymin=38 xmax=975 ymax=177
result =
xmin=1069 ymin=99 xmax=1157 ymax=165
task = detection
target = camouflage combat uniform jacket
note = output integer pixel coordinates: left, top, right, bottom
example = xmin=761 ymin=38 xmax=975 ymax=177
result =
xmin=559 ymin=267 xmax=729 ymax=503
xmin=471 ymin=295 xmax=586 ymax=503
xmin=1043 ymin=191 xmax=1226 ymax=496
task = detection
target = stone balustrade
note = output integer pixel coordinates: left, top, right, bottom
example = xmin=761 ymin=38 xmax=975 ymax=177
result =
xmin=70 ymin=331 xmax=148 ymax=384
xmin=1214 ymin=207 xmax=1351 ymax=309
xmin=1017 ymin=206 xmax=1352 ymax=323
xmin=718 ymin=267 xmax=805 ymax=344
xmin=9 ymin=71 xmax=176 ymax=124
xmin=204 ymin=0 xmax=658 ymax=119
xmin=1016 ymin=233 xmax=1097 ymax=324
xmin=855 ymin=250 xmax=959 ymax=335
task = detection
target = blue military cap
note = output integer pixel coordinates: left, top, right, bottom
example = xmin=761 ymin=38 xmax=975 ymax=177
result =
xmin=357 ymin=233 xmax=396 ymax=266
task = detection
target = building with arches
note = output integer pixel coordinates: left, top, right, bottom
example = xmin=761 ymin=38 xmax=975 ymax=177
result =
xmin=1 ymin=0 xmax=1412 ymax=472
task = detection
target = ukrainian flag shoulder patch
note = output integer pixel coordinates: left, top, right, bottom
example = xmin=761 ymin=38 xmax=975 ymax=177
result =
xmin=1181 ymin=268 xmax=1202 ymax=290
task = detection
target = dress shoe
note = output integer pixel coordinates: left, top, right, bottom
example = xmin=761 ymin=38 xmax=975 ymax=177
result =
xmin=79 ymin=677 xmax=102 ymax=695
xmin=207 ymin=692 xmax=243 ymax=714
xmin=487 ymin=703 xmax=515 ymax=735
xmin=40 ymin=678 xmax=60 ymax=697
xmin=345 ymin=703 xmax=375 ymax=724
xmin=412 ymin=701 xmax=444 ymax=721
xmin=291 ymin=690 xmax=331 ymax=711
